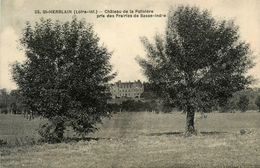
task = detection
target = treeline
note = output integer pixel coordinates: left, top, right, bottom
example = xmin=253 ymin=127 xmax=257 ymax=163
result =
xmin=109 ymin=87 xmax=260 ymax=113
xmin=141 ymin=83 xmax=260 ymax=112
xmin=0 ymin=89 xmax=25 ymax=114
xmin=1 ymin=87 xmax=260 ymax=114
xmin=220 ymin=88 xmax=260 ymax=112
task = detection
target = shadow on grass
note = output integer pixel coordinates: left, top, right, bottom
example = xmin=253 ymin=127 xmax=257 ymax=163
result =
xmin=147 ymin=131 xmax=228 ymax=137
xmin=199 ymin=131 xmax=228 ymax=135
xmin=147 ymin=132 xmax=183 ymax=136
xmin=63 ymin=137 xmax=110 ymax=143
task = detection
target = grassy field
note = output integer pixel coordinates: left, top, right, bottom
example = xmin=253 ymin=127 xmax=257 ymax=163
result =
xmin=1 ymin=112 xmax=260 ymax=168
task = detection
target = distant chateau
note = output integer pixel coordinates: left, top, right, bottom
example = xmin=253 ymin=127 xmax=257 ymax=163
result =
xmin=110 ymin=80 xmax=144 ymax=100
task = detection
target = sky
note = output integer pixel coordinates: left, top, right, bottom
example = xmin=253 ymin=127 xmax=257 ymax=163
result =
xmin=1 ymin=0 xmax=260 ymax=90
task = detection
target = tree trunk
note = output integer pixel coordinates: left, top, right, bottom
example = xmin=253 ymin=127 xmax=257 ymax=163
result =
xmin=185 ymin=105 xmax=196 ymax=136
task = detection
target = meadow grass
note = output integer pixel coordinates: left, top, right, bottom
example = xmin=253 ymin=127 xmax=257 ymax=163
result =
xmin=0 ymin=114 xmax=45 ymax=146
xmin=0 ymin=112 xmax=260 ymax=167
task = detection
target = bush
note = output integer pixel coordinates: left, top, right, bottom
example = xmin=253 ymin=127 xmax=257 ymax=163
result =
xmin=0 ymin=107 xmax=8 ymax=114
xmin=219 ymin=99 xmax=236 ymax=113
xmin=0 ymin=139 xmax=7 ymax=146
xmin=255 ymin=95 xmax=260 ymax=112
xmin=237 ymin=95 xmax=249 ymax=112
xmin=38 ymin=116 xmax=66 ymax=143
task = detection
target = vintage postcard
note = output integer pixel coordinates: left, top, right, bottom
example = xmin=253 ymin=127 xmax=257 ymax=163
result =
xmin=1 ymin=0 xmax=260 ymax=167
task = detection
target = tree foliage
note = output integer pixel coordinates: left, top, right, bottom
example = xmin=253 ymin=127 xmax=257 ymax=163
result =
xmin=137 ymin=6 xmax=254 ymax=135
xmin=12 ymin=17 xmax=115 ymax=142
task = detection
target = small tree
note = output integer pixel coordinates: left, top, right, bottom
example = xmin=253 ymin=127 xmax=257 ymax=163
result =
xmin=12 ymin=17 xmax=115 ymax=142
xmin=255 ymin=95 xmax=260 ymax=112
xmin=237 ymin=95 xmax=249 ymax=112
xmin=137 ymin=6 xmax=254 ymax=135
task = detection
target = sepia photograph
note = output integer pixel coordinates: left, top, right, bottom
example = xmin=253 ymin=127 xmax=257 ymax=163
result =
xmin=0 ymin=0 xmax=260 ymax=167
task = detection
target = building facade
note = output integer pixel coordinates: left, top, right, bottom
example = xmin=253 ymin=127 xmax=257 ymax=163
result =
xmin=110 ymin=80 xmax=144 ymax=99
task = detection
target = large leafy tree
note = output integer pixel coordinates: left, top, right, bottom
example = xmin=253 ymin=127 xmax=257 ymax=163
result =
xmin=12 ymin=17 xmax=115 ymax=142
xmin=137 ymin=6 xmax=254 ymax=135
